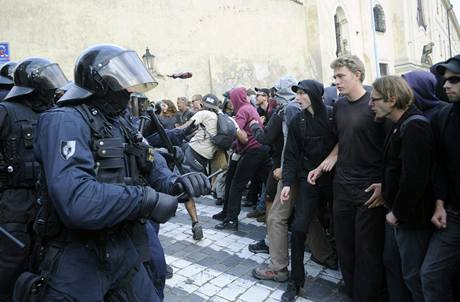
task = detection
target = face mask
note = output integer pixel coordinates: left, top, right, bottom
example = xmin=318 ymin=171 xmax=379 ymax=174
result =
xmin=104 ymin=89 xmax=131 ymax=115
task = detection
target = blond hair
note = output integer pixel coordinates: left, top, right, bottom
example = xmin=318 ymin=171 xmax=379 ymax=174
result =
xmin=330 ymin=54 xmax=366 ymax=82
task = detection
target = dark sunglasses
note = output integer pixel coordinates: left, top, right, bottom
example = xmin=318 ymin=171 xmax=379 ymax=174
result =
xmin=444 ymin=76 xmax=460 ymax=84
xmin=256 ymin=93 xmax=267 ymax=97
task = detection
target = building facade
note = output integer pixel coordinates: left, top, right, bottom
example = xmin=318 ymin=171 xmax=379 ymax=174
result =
xmin=1 ymin=0 xmax=459 ymax=100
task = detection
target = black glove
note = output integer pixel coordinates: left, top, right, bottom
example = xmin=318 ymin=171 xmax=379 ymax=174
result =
xmin=170 ymin=172 xmax=211 ymax=201
xmin=183 ymin=120 xmax=197 ymax=137
xmin=139 ymin=187 xmax=178 ymax=223
xmin=157 ymin=146 xmax=184 ymax=166
xmin=135 ymin=143 xmax=155 ymax=174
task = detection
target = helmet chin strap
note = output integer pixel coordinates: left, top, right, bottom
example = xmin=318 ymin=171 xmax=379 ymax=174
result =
xmin=96 ymin=89 xmax=130 ymax=117
xmin=25 ymin=90 xmax=54 ymax=112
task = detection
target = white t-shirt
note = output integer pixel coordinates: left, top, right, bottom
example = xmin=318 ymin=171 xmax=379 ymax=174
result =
xmin=189 ymin=110 xmax=218 ymax=160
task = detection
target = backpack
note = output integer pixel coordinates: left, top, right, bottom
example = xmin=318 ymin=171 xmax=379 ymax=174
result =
xmin=399 ymin=114 xmax=429 ymax=137
xmin=204 ymin=113 xmax=237 ymax=150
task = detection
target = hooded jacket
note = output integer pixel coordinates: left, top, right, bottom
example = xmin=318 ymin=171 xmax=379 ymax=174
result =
xmin=403 ymin=71 xmax=447 ymax=120
xmin=229 ymin=87 xmax=263 ymax=154
xmin=273 ymin=76 xmax=297 ymax=107
xmin=282 ymin=80 xmax=337 ymax=186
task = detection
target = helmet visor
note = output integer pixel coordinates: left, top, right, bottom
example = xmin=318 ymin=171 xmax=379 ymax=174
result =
xmin=37 ymin=63 xmax=70 ymax=90
xmin=97 ymin=51 xmax=158 ymax=93
xmin=0 ymin=75 xmax=13 ymax=85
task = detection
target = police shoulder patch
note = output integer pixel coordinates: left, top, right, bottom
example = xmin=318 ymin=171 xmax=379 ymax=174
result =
xmin=60 ymin=140 xmax=76 ymax=160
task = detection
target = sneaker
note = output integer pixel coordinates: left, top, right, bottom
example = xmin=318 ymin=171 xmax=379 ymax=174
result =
xmin=165 ymin=264 xmax=173 ymax=279
xmin=212 ymin=211 xmax=226 ymax=221
xmin=192 ymin=222 xmax=203 ymax=240
xmin=256 ymin=214 xmax=266 ymax=223
xmin=252 ymin=264 xmax=289 ymax=282
xmin=215 ymin=198 xmax=223 ymax=206
xmin=248 ymin=240 xmax=269 ymax=254
xmin=247 ymin=209 xmax=265 ymax=218
xmin=310 ymin=255 xmax=338 ymax=270
xmin=281 ymin=281 xmax=301 ymax=302
xmin=215 ymin=219 xmax=238 ymax=231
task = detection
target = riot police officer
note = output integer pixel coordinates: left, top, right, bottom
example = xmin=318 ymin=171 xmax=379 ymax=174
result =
xmin=20 ymin=44 xmax=210 ymax=301
xmin=0 ymin=61 xmax=17 ymax=101
xmin=0 ymin=57 xmax=68 ymax=302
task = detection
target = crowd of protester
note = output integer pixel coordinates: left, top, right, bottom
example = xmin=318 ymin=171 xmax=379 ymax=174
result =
xmin=1 ymin=49 xmax=460 ymax=301
xmin=150 ymin=53 xmax=460 ymax=302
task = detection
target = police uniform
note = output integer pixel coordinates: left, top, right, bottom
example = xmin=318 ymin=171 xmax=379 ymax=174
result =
xmin=0 ymin=99 xmax=40 ymax=301
xmin=0 ymin=57 xmax=68 ymax=302
xmin=20 ymin=44 xmax=210 ymax=302
xmin=33 ymin=103 xmax=178 ymax=301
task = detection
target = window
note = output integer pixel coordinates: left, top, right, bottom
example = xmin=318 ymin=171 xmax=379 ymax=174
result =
xmin=417 ymin=0 xmax=427 ymax=30
xmin=334 ymin=7 xmax=349 ymax=57
xmin=379 ymin=63 xmax=389 ymax=76
xmin=373 ymin=5 xmax=386 ymax=33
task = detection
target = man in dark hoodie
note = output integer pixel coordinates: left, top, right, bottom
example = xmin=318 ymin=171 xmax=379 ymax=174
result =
xmin=402 ymin=70 xmax=447 ymax=120
xmin=214 ymin=86 xmax=269 ymax=230
xmin=420 ymin=54 xmax=460 ymax=302
xmin=279 ymin=80 xmax=337 ymax=302
xmin=370 ymin=76 xmax=434 ymax=302
xmin=252 ymin=76 xmax=336 ymax=282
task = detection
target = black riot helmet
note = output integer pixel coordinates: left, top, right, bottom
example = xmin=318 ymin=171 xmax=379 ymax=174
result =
xmin=0 ymin=61 xmax=17 ymax=85
xmin=4 ymin=57 xmax=69 ymax=102
xmin=58 ymin=44 xmax=158 ymax=104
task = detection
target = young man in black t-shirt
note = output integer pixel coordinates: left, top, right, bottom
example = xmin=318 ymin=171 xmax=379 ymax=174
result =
xmin=309 ymin=55 xmax=387 ymax=302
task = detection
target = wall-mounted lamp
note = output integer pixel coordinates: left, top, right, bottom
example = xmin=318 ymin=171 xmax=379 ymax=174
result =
xmin=142 ymin=47 xmax=163 ymax=78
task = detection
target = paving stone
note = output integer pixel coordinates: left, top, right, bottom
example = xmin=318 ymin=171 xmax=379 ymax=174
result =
xmin=221 ymin=255 xmax=243 ymax=267
xmin=239 ymin=284 xmax=271 ymax=301
xmin=197 ymin=282 xmax=223 ymax=296
xmin=192 ymin=268 xmax=223 ymax=286
xmin=177 ymin=263 xmax=206 ymax=278
xmin=162 ymin=196 xmax=346 ymax=301
xmin=209 ymin=272 xmax=238 ymax=287
xmin=216 ymin=282 xmax=248 ymax=301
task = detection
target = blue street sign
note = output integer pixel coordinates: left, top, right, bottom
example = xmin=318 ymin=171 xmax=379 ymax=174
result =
xmin=0 ymin=43 xmax=10 ymax=62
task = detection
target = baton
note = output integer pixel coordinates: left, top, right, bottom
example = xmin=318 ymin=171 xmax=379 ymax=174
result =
xmin=0 ymin=225 xmax=25 ymax=248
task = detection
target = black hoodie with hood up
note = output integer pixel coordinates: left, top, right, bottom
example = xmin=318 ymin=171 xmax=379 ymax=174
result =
xmin=282 ymin=80 xmax=337 ymax=187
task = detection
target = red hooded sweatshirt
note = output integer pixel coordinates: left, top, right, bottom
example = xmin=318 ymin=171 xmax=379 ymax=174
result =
xmin=229 ymin=87 xmax=264 ymax=154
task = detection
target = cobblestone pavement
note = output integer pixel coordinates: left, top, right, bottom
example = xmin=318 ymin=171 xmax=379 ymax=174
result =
xmin=160 ymin=196 xmax=350 ymax=302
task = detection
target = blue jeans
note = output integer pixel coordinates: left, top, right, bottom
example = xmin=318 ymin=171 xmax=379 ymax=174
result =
xmin=421 ymin=209 xmax=460 ymax=302
xmin=256 ymin=184 xmax=266 ymax=212
xmin=383 ymin=224 xmax=432 ymax=302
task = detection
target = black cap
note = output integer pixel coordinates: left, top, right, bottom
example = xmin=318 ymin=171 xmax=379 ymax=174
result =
xmin=291 ymin=80 xmax=324 ymax=98
xmin=435 ymin=55 xmax=460 ymax=76
xmin=202 ymin=93 xmax=220 ymax=110
xmin=246 ymin=88 xmax=256 ymax=96
xmin=255 ymin=87 xmax=270 ymax=96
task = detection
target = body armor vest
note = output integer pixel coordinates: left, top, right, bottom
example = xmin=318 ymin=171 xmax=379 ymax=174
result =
xmin=73 ymin=104 xmax=151 ymax=186
xmin=0 ymin=101 xmax=40 ymax=190
xmin=34 ymin=103 xmax=154 ymax=242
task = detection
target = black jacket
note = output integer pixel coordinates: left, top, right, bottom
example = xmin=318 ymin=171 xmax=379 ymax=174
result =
xmin=382 ymin=105 xmax=434 ymax=227
xmin=431 ymin=102 xmax=460 ymax=210
xmin=282 ymin=80 xmax=337 ymax=186
xmin=250 ymin=107 xmax=284 ymax=170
